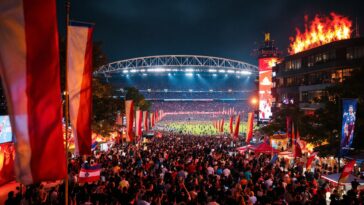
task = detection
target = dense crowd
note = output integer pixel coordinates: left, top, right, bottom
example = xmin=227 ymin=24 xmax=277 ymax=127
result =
xmin=142 ymin=91 xmax=250 ymax=100
xmin=151 ymin=101 xmax=251 ymax=113
xmin=4 ymin=134 xmax=364 ymax=205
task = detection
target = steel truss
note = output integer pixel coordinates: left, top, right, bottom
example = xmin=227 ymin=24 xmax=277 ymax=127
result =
xmin=94 ymin=55 xmax=258 ymax=76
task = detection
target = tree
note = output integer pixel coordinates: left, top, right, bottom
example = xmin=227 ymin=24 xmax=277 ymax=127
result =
xmin=124 ymin=87 xmax=151 ymax=111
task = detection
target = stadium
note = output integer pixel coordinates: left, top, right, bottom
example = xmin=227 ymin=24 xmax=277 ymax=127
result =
xmin=94 ymin=55 xmax=258 ymax=135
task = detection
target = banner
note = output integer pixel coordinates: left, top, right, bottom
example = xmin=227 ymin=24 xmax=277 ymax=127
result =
xmin=340 ymin=99 xmax=358 ymax=155
xmin=125 ymin=100 xmax=134 ymax=141
xmin=135 ymin=110 xmax=142 ymax=138
xmin=229 ymin=116 xmax=234 ymax=134
xmin=220 ymin=119 xmax=224 ymax=133
xmin=306 ymin=152 xmax=317 ymax=171
xmin=338 ymin=160 xmax=356 ymax=184
xmin=233 ymin=115 xmax=240 ymax=139
xmin=67 ymin=21 xmax=94 ymax=156
xmin=150 ymin=113 xmax=155 ymax=128
xmin=0 ymin=0 xmax=66 ymax=184
xmin=246 ymin=112 xmax=254 ymax=144
xmin=143 ymin=111 xmax=148 ymax=132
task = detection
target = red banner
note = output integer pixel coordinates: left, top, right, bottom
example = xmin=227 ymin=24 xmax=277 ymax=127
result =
xmin=229 ymin=116 xmax=234 ymax=134
xmin=67 ymin=22 xmax=94 ymax=156
xmin=220 ymin=119 xmax=224 ymax=133
xmin=135 ymin=110 xmax=142 ymax=138
xmin=234 ymin=115 xmax=240 ymax=139
xmin=125 ymin=100 xmax=134 ymax=141
xmin=245 ymin=112 xmax=254 ymax=144
xmin=0 ymin=0 xmax=66 ymax=184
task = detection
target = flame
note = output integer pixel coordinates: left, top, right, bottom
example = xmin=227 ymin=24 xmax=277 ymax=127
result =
xmin=289 ymin=13 xmax=352 ymax=54
xmin=268 ymin=58 xmax=278 ymax=68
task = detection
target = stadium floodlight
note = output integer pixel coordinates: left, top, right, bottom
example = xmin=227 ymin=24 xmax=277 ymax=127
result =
xmin=148 ymin=68 xmax=166 ymax=72
xmin=209 ymin=89 xmax=213 ymax=92
xmin=185 ymin=73 xmax=193 ymax=76
xmin=212 ymin=74 xmax=217 ymax=77
xmin=140 ymin=69 xmax=146 ymax=72
xmin=142 ymin=73 xmax=147 ymax=76
xmin=218 ymin=70 xmax=226 ymax=73
xmin=228 ymin=89 xmax=232 ymax=92
xmin=227 ymin=70 xmax=235 ymax=73
xmin=189 ymin=89 xmax=193 ymax=92
xmin=122 ymin=70 xmax=129 ymax=73
xmin=130 ymin=69 xmax=137 ymax=73
xmin=240 ymin=71 xmax=252 ymax=75
xmin=185 ymin=68 xmax=194 ymax=72
xmin=208 ymin=69 xmax=217 ymax=72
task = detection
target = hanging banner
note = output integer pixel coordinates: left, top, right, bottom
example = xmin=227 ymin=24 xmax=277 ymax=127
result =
xmin=135 ymin=110 xmax=142 ymax=138
xmin=246 ymin=112 xmax=254 ymax=144
xmin=125 ymin=100 xmax=134 ymax=141
xmin=234 ymin=115 xmax=240 ymax=139
xmin=340 ymin=99 xmax=358 ymax=156
xmin=229 ymin=116 xmax=234 ymax=134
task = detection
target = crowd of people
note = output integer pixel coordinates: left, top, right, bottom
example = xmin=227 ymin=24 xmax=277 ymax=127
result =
xmin=4 ymin=133 xmax=364 ymax=205
xmin=156 ymin=121 xmax=246 ymax=136
xmin=151 ymin=101 xmax=251 ymax=113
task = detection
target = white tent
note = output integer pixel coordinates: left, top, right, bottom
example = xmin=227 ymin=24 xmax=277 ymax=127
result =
xmin=321 ymin=173 xmax=364 ymax=190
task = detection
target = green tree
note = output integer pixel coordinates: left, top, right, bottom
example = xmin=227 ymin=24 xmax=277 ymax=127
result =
xmin=124 ymin=87 xmax=151 ymax=111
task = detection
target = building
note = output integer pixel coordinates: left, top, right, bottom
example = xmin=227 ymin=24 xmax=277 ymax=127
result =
xmin=256 ymin=33 xmax=280 ymax=121
xmin=272 ymin=37 xmax=364 ymax=112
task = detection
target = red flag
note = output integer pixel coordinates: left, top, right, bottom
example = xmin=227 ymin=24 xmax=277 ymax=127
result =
xmin=229 ymin=116 xmax=234 ymax=134
xmin=306 ymin=152 xmax=317 ymax=171
xmin=220 ymin=119 xmax=224 ymax=133
xmin=155 ymin=110 xmax=159 ymax=122
xmin=135 ymin=110 xmax=142 ymax=138
xmin=339 ymin=160 xmax=356 ymax=184
xmin=150 ymin=112 xmax=155 ymax=127
xmin=294 ymin=138 xmax=302 ymax=158
xmin=67 ymin=22 xmax=94 ymax=156
xmin=234 ymin=115 xmax=240 ymax=139
xmin=143 ymin=111 xmax=149 ymax=132
xmin=78 ymin=164 xmax=101 ymax=183
xmin=0 ymin=0 xmax=66 ymax=184
xmin=246 ymin=112 xmax=254 ymax=144
xmin=125 ymin=100 xmax=134 ymax=141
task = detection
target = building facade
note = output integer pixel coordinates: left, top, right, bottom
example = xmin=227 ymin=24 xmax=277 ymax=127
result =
xmin=272 ymin=37 xmax=364 ymax=112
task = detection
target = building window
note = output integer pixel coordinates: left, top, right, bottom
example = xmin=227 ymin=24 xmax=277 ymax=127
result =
xmin=347 ymin=47 xmax=364 ymax=59
xmin=285 ymin=58 xmax=301 ymax=71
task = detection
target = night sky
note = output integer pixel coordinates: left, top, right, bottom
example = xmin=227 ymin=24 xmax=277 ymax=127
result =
xmin=57 ymin=0 xmax=364 ymax=65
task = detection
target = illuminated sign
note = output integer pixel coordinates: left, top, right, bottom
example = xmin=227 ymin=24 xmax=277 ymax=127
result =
xmin=258 ymin=57 xmax=277 ymax=120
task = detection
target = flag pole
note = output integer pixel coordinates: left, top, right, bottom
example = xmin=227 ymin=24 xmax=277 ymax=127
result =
xmin=64 ymin=0 xmax=71 ymax=204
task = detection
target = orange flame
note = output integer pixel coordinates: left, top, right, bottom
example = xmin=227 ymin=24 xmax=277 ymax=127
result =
xmin=289 ymin=12 xmax=352 ymax=54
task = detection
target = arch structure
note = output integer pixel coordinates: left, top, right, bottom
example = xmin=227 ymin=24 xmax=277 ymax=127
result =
xmin=94 ymin=55 xmax=258 ymax=77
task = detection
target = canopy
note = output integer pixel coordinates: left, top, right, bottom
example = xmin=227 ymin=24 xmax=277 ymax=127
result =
xmin=321 ymin=173 xmax=364 ymax=184
xmin=250 ymin=143 xmax=279 ymax=154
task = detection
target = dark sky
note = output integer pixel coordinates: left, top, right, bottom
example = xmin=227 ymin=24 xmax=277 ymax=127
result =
xmin=57 ymin=0 xmax=363 ymax=65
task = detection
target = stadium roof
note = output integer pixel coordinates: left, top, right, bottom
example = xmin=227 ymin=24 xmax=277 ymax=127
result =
xmin=94 ymin=55 xmax=258 ymax=77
